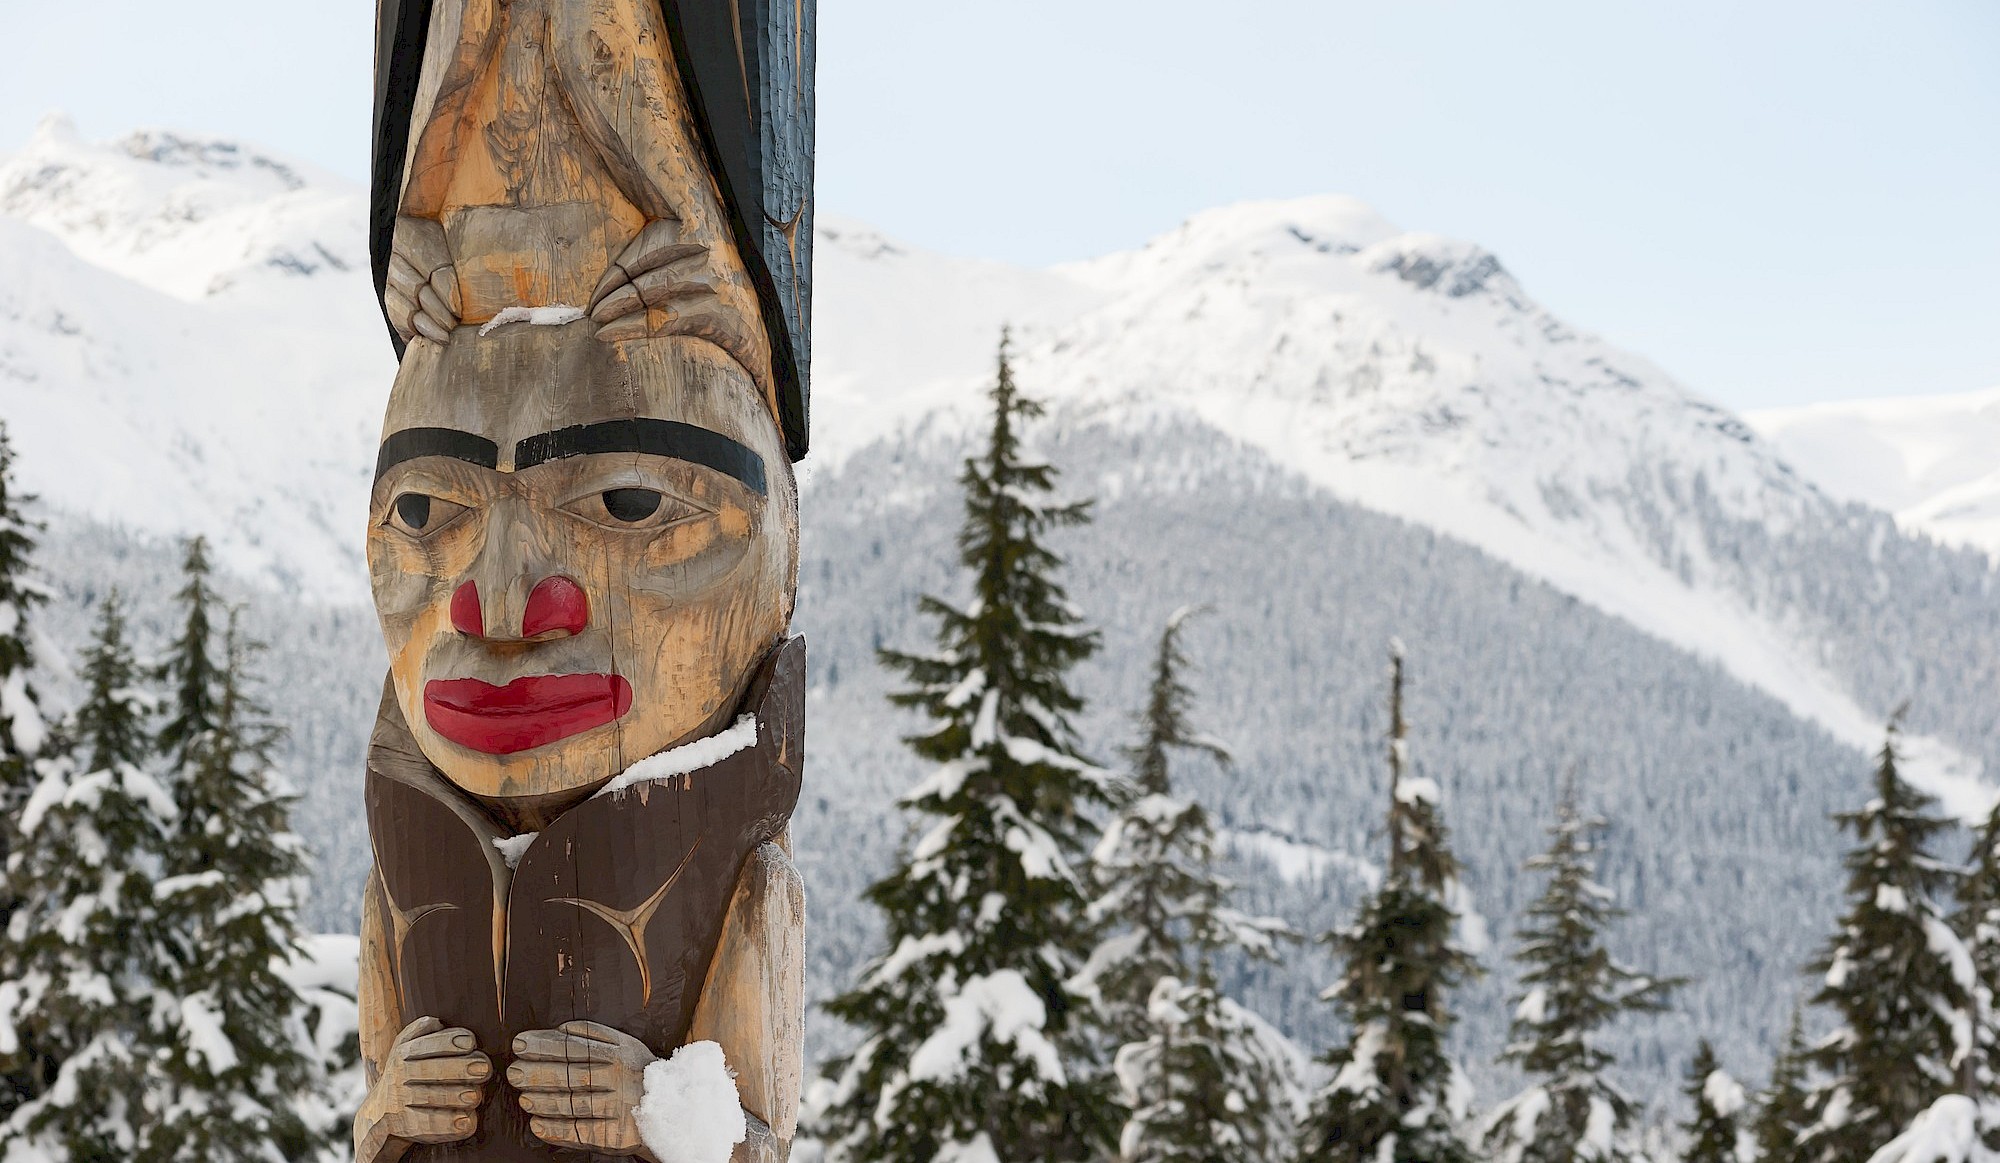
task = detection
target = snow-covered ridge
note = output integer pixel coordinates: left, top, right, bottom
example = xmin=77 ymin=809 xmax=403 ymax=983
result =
xmin=1749 ymin=386 xmax=2000 ymax=556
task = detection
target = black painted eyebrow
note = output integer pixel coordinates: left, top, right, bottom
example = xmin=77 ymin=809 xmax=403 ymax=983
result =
xmin=375 ymin=428 xmax=500 ymax=481
xmin=513 ymin=419 xmax=767 ymax=497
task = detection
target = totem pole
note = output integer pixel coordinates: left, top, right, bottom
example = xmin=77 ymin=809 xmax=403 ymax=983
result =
xmin=355 ymin=1 xmax=812 ymax=1160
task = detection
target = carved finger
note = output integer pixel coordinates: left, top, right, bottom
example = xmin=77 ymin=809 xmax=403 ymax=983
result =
xmin=589 ymin=280 xmax=644 ymax=324
xmin=618 ymin=218 xmax=703 ymax=276
xmin=528 ymin=1117 xmax=633 ymax=1152
xmin=556 ymin=1020 xmax=636 ymax=1046
xmin=429 ymin=266 xmax=463 ymax=317
xmin=384 ymin=285 xmax=419 ymax=341
xmin=630 ymin=266 xmax=717 ymax=310
xmin=402 ymin=1053 xmax=492 ymax=1083
xmin=520 ymin=1090 xmax=624 ymax=1119
xmin=393 ymin=1016 xmax=445 ymax=1046
xmin=512 ymin=1028 xmax=620 ymax=1064
xmin=398 ymin=1108 xmax=477 ymax=1145
xmin=592 ymin=316 xmax=648 ymax=343
xmin=507 ymin=1057 xmax=611 ymax=1092
xmin=411 ymin=310 xmax=453 ymax=344
xmin=417 ymin=283 xmax=461 ymax=329
xmin=401 ymin=1082 xmax=486 ymax=1110
xmin=394 ymin=215 xmax=454 ymax=279
xmin=588 ymin=265 xmax=631 ymax=314
xmin=387 ymin=253 xmax=428 ymax=300
xmin=401 ymin=1028 xmax=480 ymax=1061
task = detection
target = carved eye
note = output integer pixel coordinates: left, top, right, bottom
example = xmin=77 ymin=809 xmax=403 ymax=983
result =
xmin=604 ymin=488 xmax=662 ymax=522
xmin=562 ymin=487 xmax=703 ymax=530
xmin=387 ymin=492 xmax=468 ymax=537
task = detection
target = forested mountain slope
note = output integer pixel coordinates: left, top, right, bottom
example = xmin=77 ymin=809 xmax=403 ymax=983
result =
xmin=5 ymin=120 xmax=1997 ymax=1103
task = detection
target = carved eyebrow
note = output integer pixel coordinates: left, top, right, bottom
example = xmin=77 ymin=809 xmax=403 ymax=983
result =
xmin=513 ymin=419 xmax=767 ymax=497
xmin=376 ymin=420 xmax=767 ymax=496
xmin=374 ymin=428 xmax=500 ymax=480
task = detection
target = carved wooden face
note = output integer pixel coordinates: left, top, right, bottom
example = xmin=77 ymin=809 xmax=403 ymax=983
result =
xmin=367 ymin=327 xmax=797 ymax=809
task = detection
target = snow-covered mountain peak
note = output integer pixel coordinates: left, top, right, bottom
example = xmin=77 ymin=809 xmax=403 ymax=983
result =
xmin=0 ymin=114 xmax=363 ymax=302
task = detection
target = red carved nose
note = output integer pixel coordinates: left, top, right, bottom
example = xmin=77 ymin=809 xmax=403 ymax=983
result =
xmin=450 ymin=581 xmax=483 ymax=637
xmin=521 ymin=576 xmax=589 ymax=639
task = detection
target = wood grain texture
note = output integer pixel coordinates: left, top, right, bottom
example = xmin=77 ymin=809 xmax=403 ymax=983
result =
xmin=365 ymin=2 xmax=808 ymax=1158
xmin=688 ymin=837 xmax=806 ymax=1143
xmin=356 ymin=641 xmax=805 ymax=1163
xmin=388 ymin=0 xmax=777 ymax=419
xmin=368 ymin=324 xmax=797 ymax=812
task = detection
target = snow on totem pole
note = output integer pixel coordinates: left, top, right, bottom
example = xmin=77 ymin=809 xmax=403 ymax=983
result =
xmin=353 ymin=1 xmax=813 ymax=1160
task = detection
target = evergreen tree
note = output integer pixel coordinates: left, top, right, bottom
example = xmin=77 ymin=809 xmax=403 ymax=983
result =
xmin=1679 ymin=1040 xmax=1748 ymax=1163
xmin=1300 ymin=644 xmax=1479 ymax=1163
xmin=1751 ymin=1008 xmax=1813 ymax=1163
xmin=1954 ymin=801 xmax=2000 ymax=1095
xmin=147 ymin=595 xmax=330 ymax=1161
xmin=0 ymin=422 xmax=55 ymax=1123
xmin=1078 ymin=609 xmax=1298 ymax=1163
xmin=1798 ymin=721 xmax=1974 ymax=1163
xmin=0 ymin=423 xmax=50 ymax=817
xmin=155 ymin=537 xmax=221 ymax=765
xmin=814 ymin=334 xmax=1116 ymax=1162
xmin=1479 ymin=785 xmax=1679 ymax=1163
xmin=1112 ymin=970 xmax=1300 ymax=1163
xmin=0 ymin=593 xmax=176 ymax=1162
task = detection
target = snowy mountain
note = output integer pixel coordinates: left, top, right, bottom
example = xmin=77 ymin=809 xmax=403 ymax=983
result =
xmin=6 ymin=118 xmax=2000 ymax=1102
xmin=1749 ymin=387 xmax=2000 ymax=555
xmin=0 ymin=113 xmax=389 ymax=600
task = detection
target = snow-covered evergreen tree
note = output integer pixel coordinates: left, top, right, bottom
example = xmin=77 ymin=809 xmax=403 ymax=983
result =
xmin=154 ymin=537 xmax=221 ymax=768
xmin=1479 ymin=786 xmax=1678 ymax=1163
xmin=0 ymin=422 xmax=55 ymax=1123
xmin=0 ymin=593 xmax=175 ymax=1161
xmin=1299 ymin=645 xmax=1479 ymax=1163
xmin=0 ymin=423 xmax=50 ymax=819
xmin=1751 ymin=1008 xmax=1813 ymax=1163
xmin=1077 ymin=609 xmax=1298 ymax=1162
xmin=813 ymin=334 xmax=1117 ymax=1162
xmin=1954 ymin=800 xmax=2000 ymax=1095
xmin=1113 ymin=971 xmax=1301 ymax=1163
xmin=148 ymin=564 xmax=330 ymax=1163
xmin=1798 ymin=722 xmax=1974 ymax=1163
xmin=1680 ymin=1040 xmax=1748 ymax=1163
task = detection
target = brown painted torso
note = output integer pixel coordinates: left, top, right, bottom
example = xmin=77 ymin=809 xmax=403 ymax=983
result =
xmin=366 ymin=639 xmax=803 ymax=1161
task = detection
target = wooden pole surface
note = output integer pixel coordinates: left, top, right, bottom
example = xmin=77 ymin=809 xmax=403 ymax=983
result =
xmin=356 ymin=1 xmax=813 ymax=1158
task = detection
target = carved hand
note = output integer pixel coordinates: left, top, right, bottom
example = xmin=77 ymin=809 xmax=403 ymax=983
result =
xmin=588 ymin=219 xmax=764 ymax=377
xmin=355 ymin=1016 xmax=492 ymax=1161
xmin=385 ymin=216 xmax=462 ymax=344
xmin=510 ymin=1020 xmax=658 ymax=1157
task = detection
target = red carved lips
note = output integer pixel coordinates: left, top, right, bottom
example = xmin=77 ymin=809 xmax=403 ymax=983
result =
xmin=424 ymin=674 xmax=634 ymax=755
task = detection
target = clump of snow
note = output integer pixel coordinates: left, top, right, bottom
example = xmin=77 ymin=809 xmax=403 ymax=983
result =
xmin=153 ymin=870 xmax=225 ymax=899
xmin=179 ymin=991 xmax=239 ymax=1073
xmin=633 ymin=1040 xmax=746 ymax=1163
xmin=1395 ymin=775 xmax=1440 ymax=805
xmin=907 ymin=971 xmax=1064 ymax=1089
xmin=1329 ymin=1019 xmax=1388 ymax=1096
xmin=594 ymin=715 xmax=757 ymax=799
xmin=491 ymin=833 xmax=538 ymax=870
xmin=1865 ymin=1095 xmax=1993 ymax=1163
xmin=477 ymin=304 xmax=586 ymax=336
xmin=1704 ymin=1070 xmax=1747 ymax=1119
xmin=1 ymin=670 xmax=46 ymax=756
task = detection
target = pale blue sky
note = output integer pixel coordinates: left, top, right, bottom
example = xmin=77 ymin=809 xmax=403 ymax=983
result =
xmin=4 ymin=0 xmax=1994 ymax=409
